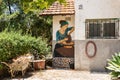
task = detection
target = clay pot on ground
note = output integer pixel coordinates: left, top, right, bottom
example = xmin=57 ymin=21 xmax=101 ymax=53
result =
xmin=33 ymin=60 xmax=45 ymax=70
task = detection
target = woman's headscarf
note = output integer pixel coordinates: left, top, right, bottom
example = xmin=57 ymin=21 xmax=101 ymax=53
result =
xmin=59 ymin=20 xmax=68 ymax=27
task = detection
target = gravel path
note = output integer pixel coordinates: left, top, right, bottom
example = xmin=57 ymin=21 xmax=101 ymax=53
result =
xmin=3 ymin=70 xmax=111 ymax=80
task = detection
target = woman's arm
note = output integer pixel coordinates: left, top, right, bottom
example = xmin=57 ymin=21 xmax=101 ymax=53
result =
xmin=67 ymin=27 xmax=75 ymax=35
xmin=56 ymin=31 xmax=68 ymax=44
xmin=57 ymin=38 xmax=68 ymax=44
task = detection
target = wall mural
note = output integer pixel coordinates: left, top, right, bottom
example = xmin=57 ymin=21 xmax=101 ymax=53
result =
xmin=53 ymin=20 xmax=74 ymax=58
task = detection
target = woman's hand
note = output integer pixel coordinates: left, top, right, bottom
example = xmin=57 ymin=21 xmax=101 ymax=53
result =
xmin=64 ymin=38 xmax=68 ymax=41
xmin=67 ymin=42 xmax=74 ymax=45
xmin=69 ymin=41 xmax=74 ymax=45
xmin=57 ymin=38 xmax=68 ymax=44
xmin=63 ymin=41 xmax=74 ymax=46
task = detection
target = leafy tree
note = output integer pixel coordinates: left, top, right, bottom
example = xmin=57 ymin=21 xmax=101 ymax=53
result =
xmin=21 ymin=0 xmax=66 ymax=14
xmin=0 ymin=0 xmax=66 ymax=14
xmin=0 ymin=29 xmax=50 ymax=69
xmin=0 ymin=0 xmax=65 ymax=42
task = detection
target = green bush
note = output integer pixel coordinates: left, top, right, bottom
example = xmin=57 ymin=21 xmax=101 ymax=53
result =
xmin=0 ymin=30 xmax=50 ymax=69
xmin=106 ymin=52 xmax=120 ymax=79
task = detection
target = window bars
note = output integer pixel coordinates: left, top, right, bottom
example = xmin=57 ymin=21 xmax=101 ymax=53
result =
xmin=85 ymin=18 xmax=119 ymax=39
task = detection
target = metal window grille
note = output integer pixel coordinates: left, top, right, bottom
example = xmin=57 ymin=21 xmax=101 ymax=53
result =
xmin=85 ymin=18 xmax=119 ymax=39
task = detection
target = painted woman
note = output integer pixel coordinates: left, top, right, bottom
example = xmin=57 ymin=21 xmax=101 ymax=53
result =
xmin=54 ymin=20 xmax=74 ymax=57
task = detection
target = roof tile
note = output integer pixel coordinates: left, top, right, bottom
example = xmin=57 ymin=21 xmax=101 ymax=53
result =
xmin=40 ymin=0 xmax=75 ymax=15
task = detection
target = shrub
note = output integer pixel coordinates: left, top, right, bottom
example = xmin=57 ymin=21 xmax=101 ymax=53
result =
xmin=106 ymin=52 xmax=120 ymax=79
xmin=0 ymin=30 xmax=50 ymax=69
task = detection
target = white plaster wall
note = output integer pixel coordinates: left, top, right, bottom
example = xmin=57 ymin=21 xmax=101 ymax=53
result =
xmin=75 ymin=40 xmax=120 ymax=71
xmin=74 ymin=0 xmax=120 ymax=71
xmin=53 ymin=15 xmax=75 ymax=41
xmin=75 ymin=0 xmax=120 ymax=40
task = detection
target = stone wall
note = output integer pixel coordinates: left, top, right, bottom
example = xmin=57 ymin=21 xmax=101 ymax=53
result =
xmin=53 ymin=57 xmax=74 ymax=69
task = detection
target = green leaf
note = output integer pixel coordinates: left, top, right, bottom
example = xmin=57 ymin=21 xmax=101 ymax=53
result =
xmin=107 ymin=52 xmax=120 ymax=79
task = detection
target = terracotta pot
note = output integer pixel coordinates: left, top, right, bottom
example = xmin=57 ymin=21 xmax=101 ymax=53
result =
xmin=33 ymin=60 xmax=45 ymax=70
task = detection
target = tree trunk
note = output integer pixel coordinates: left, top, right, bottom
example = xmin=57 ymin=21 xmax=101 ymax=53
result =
xmin=7 ymin=0 xmax=12 ymax=14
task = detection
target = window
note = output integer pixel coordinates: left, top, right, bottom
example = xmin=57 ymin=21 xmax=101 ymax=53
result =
xmin=86 ymin=19 xmax=119 ymax=39
xmin=89 ymin=23 xmax=101 ymax=38
xmin=103 ymin=23 xmax=115 ymax=37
